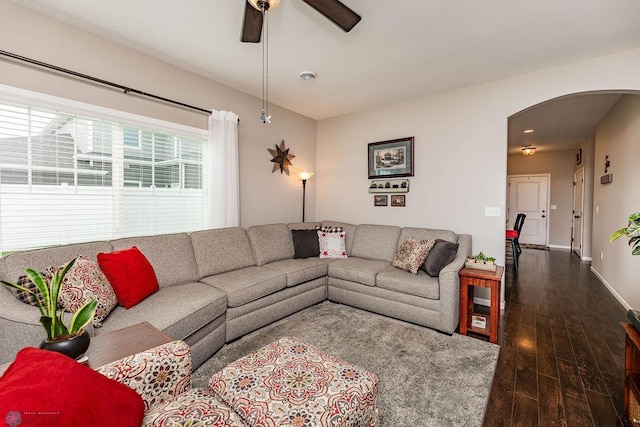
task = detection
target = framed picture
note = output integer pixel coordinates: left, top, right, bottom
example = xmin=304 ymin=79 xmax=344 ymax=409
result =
xmin=391 ymin=195 xmax=406 ymax=207
xmin=368 ymin=137 xmax=415 ymax=179
xmin=576 ymin=148 xmax=582 ymax=165
xmin=374 ymin=195 xmax=388 ymax=206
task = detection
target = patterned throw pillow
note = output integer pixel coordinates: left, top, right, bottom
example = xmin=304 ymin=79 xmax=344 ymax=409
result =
xmin=318 ymin=230 xmax=348 ymax=258
xmin=393 ymin=237 xmax=436 ymax=274
xmin=11 ymin=272 xmax=52 ymax=307
xmin=316 ymin=225 xmax=344 ymax=233
xmin=58 ymin=256 xmax=118 ymax=328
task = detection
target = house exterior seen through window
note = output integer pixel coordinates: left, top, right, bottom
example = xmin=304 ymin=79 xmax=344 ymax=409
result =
xmin=0 ymin=100 xmax=206 ymax=253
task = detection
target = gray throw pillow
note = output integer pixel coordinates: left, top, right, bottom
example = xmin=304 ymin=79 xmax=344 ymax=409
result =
xmin=292 ymin=229 xmax=320 ymax=259
xmin=421 ymin=239 xmax=459 ymax=277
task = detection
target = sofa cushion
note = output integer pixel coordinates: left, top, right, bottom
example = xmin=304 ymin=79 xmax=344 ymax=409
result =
xmin=399 ymin=227 xmax=457 ymax=244
xmin=0 ymin=347 xmax=144 ymax=427
xmin=262 ymin=258 xmax=328 ymax=287
xmin=190 ymin=227 xmax=256 ymax=277
xmin=321 ymin=221 xmax=357 ymax=254
xmin=1 ymin=241 xmax=113 ymax=283
xmin=97 ymin=246 xmax=159 ymax=309
xmin=376 ymin=267 xmax=440 ymax=300
xmin=392 ymin=238 xmax=436 ymax=275
xmin=328 ymin=258 xmax=391 ymax=287
xmin=111 ymin=233 xmax=199 ymax=287
xmin=98 ymin=282 xmax=227 ymax=341
xmin=351 ymin=224 xmax=402 ymax=262
xmin=422 ymin=239 xmax=460 ymax=277
xmin=200 ymin=266 xmax=287 ymax=308
xmin=58 ymin=256 xmax=118 ymax=327
xmin=291 ymin=229 xmax=320 ymax=259
xmin=318 ymin=230 xmax=348 ymax=259
xmin=247 ymin=224 xmax=295 ymax=267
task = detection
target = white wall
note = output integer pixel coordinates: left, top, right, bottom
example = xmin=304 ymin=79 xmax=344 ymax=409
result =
xmin=0 ymin=0 xmax=317 ymax=228
xmin=591 ymin=95 xmax=640 ymax=309
xmin=317 ymin=49 xmax=640 ymax=303
xmin=507 ymin=150 xmax=575 ymax=249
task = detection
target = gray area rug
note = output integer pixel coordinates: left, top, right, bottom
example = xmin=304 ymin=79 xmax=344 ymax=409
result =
xmin=193 ymin=302 xmax=499 ymax=426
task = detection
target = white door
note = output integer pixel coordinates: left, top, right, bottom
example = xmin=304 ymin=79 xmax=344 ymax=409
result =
xmin=572 ymin=168 xmax=584 ymax=257
xmin=507 ymin=175 xmax=549 ymax=246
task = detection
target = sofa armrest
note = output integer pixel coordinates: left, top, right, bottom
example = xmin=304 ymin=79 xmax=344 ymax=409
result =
xmin=96 ymin=340 xmax=192 ymax=411
xmin=437 ymin=234 xmax=472 ymax=334
xmin=440 ymin=234 xmax=472 ymax=276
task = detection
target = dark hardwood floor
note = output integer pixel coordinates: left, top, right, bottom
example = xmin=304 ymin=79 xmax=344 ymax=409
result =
xmin=482 ymin=248 xmax=628 ymax=427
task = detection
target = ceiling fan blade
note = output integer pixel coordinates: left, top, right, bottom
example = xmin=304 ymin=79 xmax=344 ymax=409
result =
xmin=301 ymin=0 xmax=361 ymax=32
xmin=241 ymin=2 xmax=263 ymax=43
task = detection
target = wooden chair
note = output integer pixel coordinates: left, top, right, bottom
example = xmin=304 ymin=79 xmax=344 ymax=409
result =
xmin=506 ymin=213 xmax=526 ymax=273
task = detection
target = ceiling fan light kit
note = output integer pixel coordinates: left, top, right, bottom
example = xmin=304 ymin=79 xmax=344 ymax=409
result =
xmin=248 ymin=0 xmax=280 ymax=11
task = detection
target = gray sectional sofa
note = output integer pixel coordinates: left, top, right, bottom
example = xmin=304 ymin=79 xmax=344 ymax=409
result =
xmin=0 ymin=221 xmax=471 ymax=367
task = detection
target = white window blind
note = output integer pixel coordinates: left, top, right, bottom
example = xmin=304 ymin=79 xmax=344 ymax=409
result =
xmin=0 ymin=99 xmax=206 ymax=253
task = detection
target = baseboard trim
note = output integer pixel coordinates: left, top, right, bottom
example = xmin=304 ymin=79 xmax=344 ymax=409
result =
xmin=590 ymin=266 xmax=631 ymax=310
xmin=581 ymin=256 xmax=592 ymax=262
xmin=548 ymin=244 xmax=571 ymax=250
xmin=474 ymin=297 xmax=505 ymax=310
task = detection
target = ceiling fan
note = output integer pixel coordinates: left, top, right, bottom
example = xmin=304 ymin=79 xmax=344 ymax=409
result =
xmin=242 ymin=0 xmax=362 ymax=43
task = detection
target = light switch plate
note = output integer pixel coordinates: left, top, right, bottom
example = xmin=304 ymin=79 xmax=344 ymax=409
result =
xmin=485 ymin=207 xmax=501 ymax=217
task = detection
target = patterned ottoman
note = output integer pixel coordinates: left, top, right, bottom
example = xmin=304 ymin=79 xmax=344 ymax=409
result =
xmin=208 ymin=337 xmax=379 ymax=427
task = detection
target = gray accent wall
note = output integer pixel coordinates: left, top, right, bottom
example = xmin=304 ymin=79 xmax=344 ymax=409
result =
xmin=591 ymin=95 xmax=640 ymax=310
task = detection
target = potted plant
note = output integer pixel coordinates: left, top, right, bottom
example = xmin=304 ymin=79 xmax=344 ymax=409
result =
xmin=466 ymin=252 xmax=497 ymax=271
xmin=611 ymin=212 xmax=640 ymax=255
xmin=0 ymin=257 xmax=97 ymax=359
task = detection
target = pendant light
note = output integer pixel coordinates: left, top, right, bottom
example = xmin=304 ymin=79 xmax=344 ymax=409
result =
xmin=521 ymin=145 xmax=536 ymax=156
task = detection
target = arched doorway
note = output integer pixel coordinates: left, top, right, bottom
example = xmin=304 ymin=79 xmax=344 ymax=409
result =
xmin=506 ymin=91 xmax=639 ymax=265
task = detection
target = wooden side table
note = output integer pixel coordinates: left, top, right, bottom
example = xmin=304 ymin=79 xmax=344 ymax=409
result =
xmin=459 ymin=266 xmax=504 ymax=344
xmin=621 ymin=322 xmax=640 ymax=426
xmin=86 ymin=321 xmax=172 ymax=369
xmin=0 ymin=322 xmax=172 ymax=375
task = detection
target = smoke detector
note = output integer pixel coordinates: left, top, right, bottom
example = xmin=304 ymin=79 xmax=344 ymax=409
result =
xmin=300 ymin=71 xmax=317 ymax=81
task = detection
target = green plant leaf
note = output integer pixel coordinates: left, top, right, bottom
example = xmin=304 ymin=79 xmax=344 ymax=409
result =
xmin=610 ymin=228 xmax=628 ymax=242
xmin=54 ymin=313 xmax=69 ymax=338
xmin=39 ymin=316 xmax=55 ymax=341
xmin=633 ymin=245 xmax=640 ymax=256
xmin=25 ymin=268 xmax=53 ymax=315
xmin=627 ymin=222 xmax=640 ymax=238
xmin=69 ymin=299 xmax=97 ymax=335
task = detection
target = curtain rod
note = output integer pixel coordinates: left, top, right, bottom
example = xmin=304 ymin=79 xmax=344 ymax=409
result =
xmin=0 ymin=49 xmax=213 ymax=115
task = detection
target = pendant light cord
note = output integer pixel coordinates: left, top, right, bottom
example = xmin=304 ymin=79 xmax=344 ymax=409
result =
xmin=260 ymin=4 xmax=271 ymax=123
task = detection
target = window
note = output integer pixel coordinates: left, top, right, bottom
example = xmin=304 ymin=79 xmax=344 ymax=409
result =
xmin=0 ymin=95 xmax=207 ymax=253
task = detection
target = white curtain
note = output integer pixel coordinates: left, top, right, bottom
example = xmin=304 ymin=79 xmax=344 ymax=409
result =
xmin=205 ymin=109 xmax=240 ymax=228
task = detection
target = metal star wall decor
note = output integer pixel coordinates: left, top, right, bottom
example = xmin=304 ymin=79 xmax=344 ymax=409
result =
xmin=268 ymin=140 xmax=295 ymax=175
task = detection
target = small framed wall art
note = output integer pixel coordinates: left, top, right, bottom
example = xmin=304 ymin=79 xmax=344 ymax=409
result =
xmin=576 ymin=148 xmax=582 ymax=165
xmin=368 ymin=137 xmax=415 ymax=179
xmin=374 ymin=195 xmax=388 ymax=206
xmin=390 ymin=195 xmax=406 ymax=207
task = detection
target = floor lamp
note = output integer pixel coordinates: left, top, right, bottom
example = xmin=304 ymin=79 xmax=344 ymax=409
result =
xmin=297 ymin=172 xmax=314 ymax=222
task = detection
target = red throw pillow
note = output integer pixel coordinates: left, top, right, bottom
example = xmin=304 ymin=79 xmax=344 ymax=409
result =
xmin=97 ymin=246 xmax=159 ymax=309
xmin=0 ymin=347 xmax=144 ymax=426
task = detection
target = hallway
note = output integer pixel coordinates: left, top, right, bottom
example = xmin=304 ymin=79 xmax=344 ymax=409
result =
xmin=483 ymin=248 xmax=628 ymax=426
